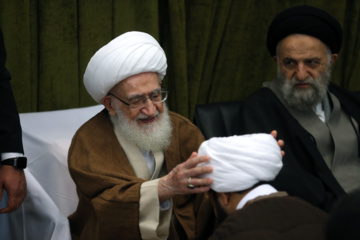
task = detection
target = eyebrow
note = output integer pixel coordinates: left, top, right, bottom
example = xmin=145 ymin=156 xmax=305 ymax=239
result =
xmin=283 ymin=57 xmax=321 ymax=62
xmin=127 ymin=87 xmax=161 ymax=99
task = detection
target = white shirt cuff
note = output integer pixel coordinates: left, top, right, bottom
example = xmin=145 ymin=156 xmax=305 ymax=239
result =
xmin=1 ymin=152 xmax=24 ymax=161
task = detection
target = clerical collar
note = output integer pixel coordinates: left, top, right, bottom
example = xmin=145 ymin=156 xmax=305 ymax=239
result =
xmin=236 ymin=184 xmax=277 ymax=210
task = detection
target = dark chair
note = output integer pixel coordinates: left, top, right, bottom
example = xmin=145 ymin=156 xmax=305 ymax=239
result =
xmin=194 ymin=101 xmax=242 ymax=140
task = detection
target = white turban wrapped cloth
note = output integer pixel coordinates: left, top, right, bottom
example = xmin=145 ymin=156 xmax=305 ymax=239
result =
xmin=198 ymin=134 xmax=283 ymax=193
xmin=83 ymin=31 xmax=167 ymax=103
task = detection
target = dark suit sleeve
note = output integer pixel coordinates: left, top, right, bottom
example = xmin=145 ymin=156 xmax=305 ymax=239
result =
xmin=0 ymin=28 xmax=24 ymax=154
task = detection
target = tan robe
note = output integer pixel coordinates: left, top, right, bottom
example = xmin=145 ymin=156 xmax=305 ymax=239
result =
xmin=112 ymin=117 xmax=170 ymax=239
xmin=68 ymin=109 xmax=214 ymax=240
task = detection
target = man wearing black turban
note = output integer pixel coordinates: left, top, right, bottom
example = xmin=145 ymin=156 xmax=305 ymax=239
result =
xmin=238 ymin=5 xmax=360 ymax=212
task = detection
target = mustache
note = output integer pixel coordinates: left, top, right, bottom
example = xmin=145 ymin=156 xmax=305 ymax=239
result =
xmin=289 ymin=76 xmax=316 ymax=85
xmin=135 ymin=111 xmax=159 ymax=120
xmin=293 ymin=81 xmax=316 ymax=89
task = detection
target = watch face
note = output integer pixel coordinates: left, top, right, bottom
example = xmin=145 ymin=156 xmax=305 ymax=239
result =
xmin=16 ymin=157 xmax=27 ymax=169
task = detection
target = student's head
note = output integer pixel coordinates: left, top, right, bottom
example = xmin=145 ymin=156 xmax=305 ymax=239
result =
xmin=198 ymin=134 xmax=283 ymax=223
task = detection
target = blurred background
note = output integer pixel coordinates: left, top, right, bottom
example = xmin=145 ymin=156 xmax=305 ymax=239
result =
xmin=0 ymin=0 xmax=359 ymax=120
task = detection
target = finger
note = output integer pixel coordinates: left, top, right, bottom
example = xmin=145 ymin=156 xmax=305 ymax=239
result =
xmin=270 ymin=130 xmax=277 ymax=139
xmin=0 ymin=202 xmax=20 ymax=214
xmin=3 ymin=193 xmax=20 ymax=213
xmin=187 ymin=185 xmax=211 ymax=194
xmin=187 ymin=164 xmax=213 ymax=178
xmin=184 ymin=155 xmax=210 ymax=169
xmin=188 ymin=152 xmax=198 ymax=159
xmin=0 ymin=206 xmax=10 ymax=214
xmin=277 ymin=139 xmax=285 ymax=156
xmin=0 ymin=204 xmax=15 ymax=214
xmin=0 ymin=186 xmax=26 ymax=214
xmin=280 ymin=149 xmax=285 ymax=156
xmin=277 ymin=139 xmax=284 ymax=148
xmin=188 ymin=176 xmax=213 ymax=188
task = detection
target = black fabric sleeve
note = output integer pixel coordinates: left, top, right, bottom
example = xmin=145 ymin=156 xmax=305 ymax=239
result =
xmin=0 ymin=28 xmax=24 ymax=154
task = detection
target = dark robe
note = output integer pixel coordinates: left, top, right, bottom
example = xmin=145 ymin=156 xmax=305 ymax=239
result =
xmin=238 ymin=83 xmax=360 ymax=212
xmin=209 ymin=195 xmax=328 ymax=240
xmin=0 ymin=28 xmax=24 ymax=155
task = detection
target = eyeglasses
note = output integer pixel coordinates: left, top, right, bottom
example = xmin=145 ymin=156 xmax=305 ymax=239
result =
xmin=108 ymin=89 xmax=168 ymax=110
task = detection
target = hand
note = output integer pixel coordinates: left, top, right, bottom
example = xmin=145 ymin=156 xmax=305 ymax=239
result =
xmin=158 ymin=152 xmax=213 ymax=202
xmin=270 ymin=130 xmax=285 ymax=157
xmin=0 ymin=166 xmax=27 ymax=214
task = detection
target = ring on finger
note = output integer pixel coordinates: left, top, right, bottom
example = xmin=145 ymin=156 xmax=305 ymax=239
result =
xmin=187 ymin=177 xmax=195 ymax=189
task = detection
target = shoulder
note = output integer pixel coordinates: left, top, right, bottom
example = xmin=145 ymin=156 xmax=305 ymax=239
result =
xmin=168 ymin=111 xmax=201 ymax=132
xmin=243 ymin=87 xmax=279 ymax=105
xmin=167 ymin=110 xmax=204 ymax=147
xmin=240 ymin=87 xmax=290 ymax=126
xmin=76 ymin=108 xmax=109 ymax=132
xmin=210 ymin=196 xmax=327 ymax=240
xmin=244 ymin=195 xmax=328 ymax=219
xmin=329 ymin=82 xmax=360 ymax=103
xmin=71 ymin=108 xmax=113 ymax=144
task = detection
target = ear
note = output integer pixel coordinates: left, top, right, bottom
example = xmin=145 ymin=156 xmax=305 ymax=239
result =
xmin=101 ymin=95 xmax=117 ymax=116
xmin=217 ymin=192 xmax=231 ymax=206
xmin=330 ymin=54 xmax=338 ymax=66
xmin=273 ymin=56 xmax=278 ymax=63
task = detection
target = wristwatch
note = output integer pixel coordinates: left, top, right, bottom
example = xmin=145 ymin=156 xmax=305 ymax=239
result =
xmin=0 ymin=156 xmax=27 ymax=169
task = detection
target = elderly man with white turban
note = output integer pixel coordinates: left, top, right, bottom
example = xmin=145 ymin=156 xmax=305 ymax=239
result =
xmin=198 ymin=134 xmax=328 ymax=240
xmin=67 ymin=31 xmax=215 ymax=240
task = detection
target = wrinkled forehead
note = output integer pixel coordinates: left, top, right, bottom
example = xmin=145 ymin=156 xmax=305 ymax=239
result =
xmin=111 ymin=72 xmax=161 ymax=96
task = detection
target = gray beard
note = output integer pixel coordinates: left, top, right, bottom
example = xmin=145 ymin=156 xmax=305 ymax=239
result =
xmin=274 ymin=69 xmax=331 ymax=111
xmin=111 ymin=105 xmax=173 ymax=152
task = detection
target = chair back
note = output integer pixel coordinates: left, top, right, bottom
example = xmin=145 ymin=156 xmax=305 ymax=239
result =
xmin=194 ymin=101 xmax=242 ymax=139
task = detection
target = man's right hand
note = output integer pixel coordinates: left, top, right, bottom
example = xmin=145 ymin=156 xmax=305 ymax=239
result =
xmin=158 ymin=152 xmax=213 ymax=202
xmin=0 ymin=165 xmax=27 ymax=214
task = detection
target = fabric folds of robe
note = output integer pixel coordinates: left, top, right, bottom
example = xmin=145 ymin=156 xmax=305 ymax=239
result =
xmin=112 ymin=120 xmax=171 ymax=239
xmin=67 ymin=108 xmax=215 ymax=240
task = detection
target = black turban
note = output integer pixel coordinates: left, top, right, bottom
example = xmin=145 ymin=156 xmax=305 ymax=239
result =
xmin=267 ymin=5 xmax=342 ymax=56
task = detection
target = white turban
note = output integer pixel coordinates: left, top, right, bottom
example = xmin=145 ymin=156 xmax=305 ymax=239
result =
xmin=83 ymin=31 xmax=167 ymax=103
xmin=198 ymin=134 xmax=283 ymax=193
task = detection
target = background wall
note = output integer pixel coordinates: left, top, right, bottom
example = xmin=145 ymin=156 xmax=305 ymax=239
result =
xmin=0 ymin=0 xmax=359 ymax=120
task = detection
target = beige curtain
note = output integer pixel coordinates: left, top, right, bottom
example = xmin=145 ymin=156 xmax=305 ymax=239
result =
xmin=0 ymin=0 xmax=359 ymax=120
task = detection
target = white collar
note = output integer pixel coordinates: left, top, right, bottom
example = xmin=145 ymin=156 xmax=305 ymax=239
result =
xmin=313 ymin=102 xmax=325 ymax=123
xmin=236 ymin=184 xmax=277 ymax=210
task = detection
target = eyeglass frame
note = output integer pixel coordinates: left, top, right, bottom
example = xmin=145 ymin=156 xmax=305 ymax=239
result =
xmin=107 ymin=88 xmax=169 ymax=110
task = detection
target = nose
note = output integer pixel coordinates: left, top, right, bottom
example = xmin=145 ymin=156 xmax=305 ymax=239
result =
xmin=140 ymin=98 xmax=157 ymax=116
xmin=295 ymin=63 xmax=308 ymax=81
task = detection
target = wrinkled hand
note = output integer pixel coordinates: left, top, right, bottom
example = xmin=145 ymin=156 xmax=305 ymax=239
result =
xmin=270 ymin=130 xmax=285 ymax=157
xmin=158 ymin=152 xmax=213 ymax=202
xmin=0 ymin=166 xmax=27 ymax=214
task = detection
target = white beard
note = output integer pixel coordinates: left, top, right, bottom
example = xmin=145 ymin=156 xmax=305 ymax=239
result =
xmin=274 ymin=69 xmax=331 ymax=111
xmin=111 ymin=104 xmax=173 ymax=152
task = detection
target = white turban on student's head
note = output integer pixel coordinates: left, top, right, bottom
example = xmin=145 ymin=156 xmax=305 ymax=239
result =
xmin=83 ymin=31 xmax=167 ymax=103
xmin=198 ymin=134 xmax=283 ymax=193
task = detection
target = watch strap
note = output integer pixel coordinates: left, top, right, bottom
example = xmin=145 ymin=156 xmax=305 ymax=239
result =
xmin=1 ymin=157 xmax=27 ymax=169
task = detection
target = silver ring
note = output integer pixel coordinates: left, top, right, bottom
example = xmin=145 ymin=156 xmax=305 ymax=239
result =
xmin=187 ymin=177 xmax=195 ymax=189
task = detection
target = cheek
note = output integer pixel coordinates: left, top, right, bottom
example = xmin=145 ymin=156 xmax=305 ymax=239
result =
xmin=281 ymin=69 xmax=295 ymax=79
xmin=311 ymin=69 xmax=323 ymax=78
xmin=157 ymin=104 xmax=165 ymax=114
xmin=278 ymin=65 xmax=292 ymax=77
xmin=127 ymin=110 xmax=140 ymax=122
